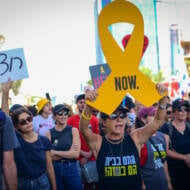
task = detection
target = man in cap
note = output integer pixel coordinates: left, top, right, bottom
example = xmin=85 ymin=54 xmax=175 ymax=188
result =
xmin=67 ymin=93 xmax=99 ymax=190
xmin=33 ymin=98 xmax=55 ymax=136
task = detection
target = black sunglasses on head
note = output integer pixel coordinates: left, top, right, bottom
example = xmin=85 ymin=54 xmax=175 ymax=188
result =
xmin=108 ymin=112 xmax=127 ymax=120
xmin=18 ymin=116 xmax=33 ymax=125
xmin=56 ymin=110 xmax=69 ymax=116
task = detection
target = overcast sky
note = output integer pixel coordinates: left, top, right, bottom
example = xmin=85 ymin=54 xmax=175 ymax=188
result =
xmin=0 ymin=0 xmax=96 ymax=105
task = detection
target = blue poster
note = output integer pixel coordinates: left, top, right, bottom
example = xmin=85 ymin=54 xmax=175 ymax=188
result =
xmin=0 ymin=48 xmax=29 ymax=83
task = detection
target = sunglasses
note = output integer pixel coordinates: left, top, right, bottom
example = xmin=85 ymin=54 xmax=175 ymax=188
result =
xmin=177 ymin=107 xmax=188 ymax=112
xmin=56 ymin=110 xmax=69 ymax=116
xmin=166 ymin=110 xmax=172 ymax=115
xmin=18 ymin=116 xmax=33 ymax=125
xmin=108 ymin=112 xmax=126 ymax=120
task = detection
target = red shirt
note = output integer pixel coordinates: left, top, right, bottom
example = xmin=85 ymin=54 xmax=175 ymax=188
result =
xmin=140 ymin=143 xmax=148 ymax=167
xmin=67 ymin=114 xmax=99 ymax=161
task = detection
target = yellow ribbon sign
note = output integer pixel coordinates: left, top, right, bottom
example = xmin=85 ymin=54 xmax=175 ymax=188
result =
xmin=87 ymin=0 xmax=163 ymax=115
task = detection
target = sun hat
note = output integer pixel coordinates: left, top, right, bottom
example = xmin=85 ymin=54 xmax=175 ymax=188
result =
xmin=36 ymin=98 xmax=50 ymax=113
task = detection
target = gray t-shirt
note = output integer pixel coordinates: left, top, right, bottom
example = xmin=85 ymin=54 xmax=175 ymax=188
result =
xmin=141 ymin=131 xmax=168 ymax=190
xmin=0 ymin=113 xmax=20 ymax=189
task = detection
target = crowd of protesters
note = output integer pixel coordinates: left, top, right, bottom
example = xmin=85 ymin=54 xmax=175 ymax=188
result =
xmin=0 ymin=80 xmax=190 ymax=190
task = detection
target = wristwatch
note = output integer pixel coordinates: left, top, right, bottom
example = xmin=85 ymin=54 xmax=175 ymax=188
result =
xmin=158 ymin=104 xmax=166 ymax=110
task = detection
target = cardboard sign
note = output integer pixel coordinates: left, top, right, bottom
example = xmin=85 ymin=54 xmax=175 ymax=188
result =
xmin=90 ymin=35 xmax=149 ymax=89
xmin=86 ymin=0 xmax=165 ymax=115
xmin=89 ymin=64 xmax=111 ymax=89
xmin=0 ymin=48 xmax=29 ymax=84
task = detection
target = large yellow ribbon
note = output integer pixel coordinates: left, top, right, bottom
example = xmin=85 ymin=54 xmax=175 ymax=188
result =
xmin=87 ymin=0 xmax=164 ymax=115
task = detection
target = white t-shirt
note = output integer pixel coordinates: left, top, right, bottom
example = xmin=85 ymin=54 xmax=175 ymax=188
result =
xmin=33 ymin=114 xmax=55 ymax=136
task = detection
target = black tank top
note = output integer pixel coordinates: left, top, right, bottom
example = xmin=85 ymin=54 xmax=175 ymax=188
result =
xmin=50 ymin=125 xmax=73 ymax=160
xmin=96 ymin=135 xmax=142 ymax=190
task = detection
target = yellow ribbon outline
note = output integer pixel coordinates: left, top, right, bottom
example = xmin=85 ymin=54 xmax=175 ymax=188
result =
xmin=87 ymin=0 xmax=164 ymax=115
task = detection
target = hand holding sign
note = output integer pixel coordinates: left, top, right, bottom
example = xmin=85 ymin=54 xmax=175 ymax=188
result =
xmin=87 ymin=0 xmax=166 ymax=115
xmin=0 ymin=48 xmax=29 ymax=84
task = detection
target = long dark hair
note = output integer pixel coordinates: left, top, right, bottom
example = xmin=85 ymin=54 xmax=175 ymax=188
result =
xmin=11 ymin=108 xmax=33 ymax=127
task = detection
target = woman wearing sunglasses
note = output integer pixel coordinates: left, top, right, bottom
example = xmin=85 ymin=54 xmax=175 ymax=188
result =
xmin=46 ymin=104 xmax=83 ymax=190
xmin=11 ymin=108 xmax=57 ymax=190
xmin=79 ymin=84 xmax=168 ymax=190
xmin=160 ymin=98 xmax=190 ymax=190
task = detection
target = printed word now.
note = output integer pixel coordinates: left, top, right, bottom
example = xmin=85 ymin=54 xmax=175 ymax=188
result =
xmin=114 ymin=75 xmax=138 ymax=91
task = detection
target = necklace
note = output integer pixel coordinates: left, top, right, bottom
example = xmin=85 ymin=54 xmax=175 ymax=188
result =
xmin=105 ymin=136 xmax=124 ymax=144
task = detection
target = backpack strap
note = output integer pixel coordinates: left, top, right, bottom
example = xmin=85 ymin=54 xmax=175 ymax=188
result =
xmin=167 ymin=121 xmax=174 ymax=150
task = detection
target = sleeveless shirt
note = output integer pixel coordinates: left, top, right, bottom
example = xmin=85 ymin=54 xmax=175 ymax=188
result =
xmin=141 ymin=131 xmax=168 ymax=190
xmin=96 ymin=135 xmax=142 ymax=190
xmin=50 ymin=125 xmax=74 ymax=161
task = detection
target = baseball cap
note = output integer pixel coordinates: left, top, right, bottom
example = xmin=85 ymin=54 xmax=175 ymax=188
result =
xmin=123 ymin=96 xmax=135 ymax=110
xmin=172 ymin=98 xmax=189 ymax=111
xmin=9 ymin=104 xmax=23 ymax=113
xmin=36 ymin=98 xmax=50 ymax=113
xmin=53 ymin=104 xmax=69 ymax=115
xmin=76 ymin=94 xmax=85 ymax=103
xmin=138 ymin=106 xmax=156 ymax=120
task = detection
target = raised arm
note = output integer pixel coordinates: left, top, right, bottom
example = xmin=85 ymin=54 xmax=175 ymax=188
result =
xmin=1 ymin=80 xmax=13 ymax=114
xmin=79 ymin=90 xmax=102 ymax=159
xmin=131 ymin=83 xmax=168 ymax=152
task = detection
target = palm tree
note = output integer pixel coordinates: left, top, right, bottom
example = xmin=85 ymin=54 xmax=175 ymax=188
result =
xmin=0 ymin=80 xmax=23 ymax=96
